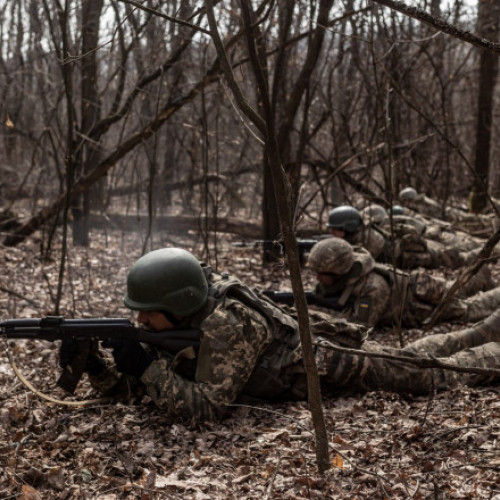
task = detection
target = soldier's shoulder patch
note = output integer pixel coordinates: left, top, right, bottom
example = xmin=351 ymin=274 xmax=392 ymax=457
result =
xmin=356 ymin=298 xmax=372 ymax=324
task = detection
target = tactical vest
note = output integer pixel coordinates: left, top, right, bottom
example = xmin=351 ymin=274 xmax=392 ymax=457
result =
xmin=206 ymin=271 xmax=304 ymax=400
xmin=371 ymin=263 xmax=412 ymax=324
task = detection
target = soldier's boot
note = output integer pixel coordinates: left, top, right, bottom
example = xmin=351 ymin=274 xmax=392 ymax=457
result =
xmin=465 ymin=286 xmax=500 ymax=322
xmin=403 ymin=309 xmax=500 ymax=358
xmin=459 ymin=248 xmax=499 ymax=266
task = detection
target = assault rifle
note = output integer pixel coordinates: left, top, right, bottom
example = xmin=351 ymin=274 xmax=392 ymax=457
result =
xmin=232 ymin=237 xmax=329 ymax=263
xmin=263 ymin=290 xmax=343 ymax=311
xmin=1 ymin=316 xmax=201 ymax=394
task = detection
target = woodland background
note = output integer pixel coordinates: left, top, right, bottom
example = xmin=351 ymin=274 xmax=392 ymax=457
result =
xmin=0 ymin=0 xmax=500 ymax=498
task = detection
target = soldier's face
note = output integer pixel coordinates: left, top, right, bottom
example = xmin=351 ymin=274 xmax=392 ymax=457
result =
xmin=329 ymin=228 xmax=345 ymax=239
xmin=137 ymin=310 xmax=174 ymax=331
xmin=316 ymin=272 xmax=336 ymax=286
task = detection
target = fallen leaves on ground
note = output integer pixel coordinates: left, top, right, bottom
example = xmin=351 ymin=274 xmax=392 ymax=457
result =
xmin=0 ymin=232 xmax=499 ymax=499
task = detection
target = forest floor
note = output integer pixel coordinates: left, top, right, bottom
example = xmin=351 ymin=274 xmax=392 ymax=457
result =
xmin=0 ymin=229 xmax=499 ymax=499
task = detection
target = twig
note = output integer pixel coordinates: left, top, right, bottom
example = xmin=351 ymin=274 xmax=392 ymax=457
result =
xmin=419 ymin=375 xmax=435 ymax=427
xmin=373 ymin=0 xmax=500 ymax=53
xmin=327 ymin=443 xmax=393 ymax=485
xmin=2 ymin=336 xmax=111 ymax=407
xmin=116 ymin=0 xmax=211 ymax=35
xmin=409 ymin=480 xmax=420 ymax=499
xmin=315 ymin=340 xmax=500 ymax=377
xmin=0 ymin=284 xmax=38 ymax=307
xmin=264 ymin=451 xmax=282 ymax=500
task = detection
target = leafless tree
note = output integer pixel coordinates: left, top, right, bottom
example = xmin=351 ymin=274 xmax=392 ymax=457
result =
xmin=2 ymin=0 xmax=500 ymax=253
xmin=469 ymin=0 xmax=500 ymax=212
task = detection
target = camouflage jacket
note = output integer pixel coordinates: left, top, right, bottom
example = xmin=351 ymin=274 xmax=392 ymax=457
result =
xmin=314 ymin=242 xmax=492 ymax=328
xmin=88 ymin=271 xmax=372 ymax=422
xmin=90 ymin=272 xmax=307 ymax=422
xmin=346 ymin=225 xmax=391 ymax=262
xmin=88 ymin=271 xmax=500 ymax=420
xmin=315 ymin=247 xmax=394 ymax=327
xmin=348 ymin=214 xmax=492 ymax=269
xmin=345 ymin=221 xmax=448 ymax=269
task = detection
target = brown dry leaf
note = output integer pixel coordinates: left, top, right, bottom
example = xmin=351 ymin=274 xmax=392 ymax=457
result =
xmin=46 ymin=467 xmax=66 ymax=490
xmin=333 ymin=433 xmax=345 ymax=444
xmin=332 ymin=452 xmax=345 ymax=468
xmin=7 ymin=404 xmax=27 ymax=424
xmin=5 ymin=114 xmax=14 ymax=129
xmin=19 ymin=484 xmax=41 ymax=500
xmin=1 ymin=235 xmax=500 ymax=499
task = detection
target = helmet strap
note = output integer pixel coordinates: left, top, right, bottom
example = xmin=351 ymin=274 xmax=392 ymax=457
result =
xmin=162 ymin=310 xmax=183 ymax=326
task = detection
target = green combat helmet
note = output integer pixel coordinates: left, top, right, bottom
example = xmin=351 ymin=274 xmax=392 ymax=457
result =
xmin=361 ymin=204 xmax=388 ymax=225
xmin=327 ymin=205 xmax=362 ymax=233
xmin=390 ymin=204 xmax=405 ymax=216
xmin=399 ymin=187 xmax=418 ymax=201
xmin=124 ymin=248 xmax=209 ymax=316
xmin=308 ymin=238 xmax=355 ymax=275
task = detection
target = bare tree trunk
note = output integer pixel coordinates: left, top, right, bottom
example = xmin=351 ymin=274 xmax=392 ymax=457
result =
xmin=262 ymin=0 xmax=334 ymax=261
xmin=469 ymin=0 xmax=500 ymax=212
xmin=262 ymin=0 xmax=294 ymax=260
xmin=72 ymin=0 xmax=104 ymax=246
xmin=54 ymin=0 xmax=76 ymax=314
xmin=204 ymin=0 xmax=331 ymax=474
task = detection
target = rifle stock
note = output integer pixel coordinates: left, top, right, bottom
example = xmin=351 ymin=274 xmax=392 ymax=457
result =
xmin=1 ymin=316 xmax=201 ymax=394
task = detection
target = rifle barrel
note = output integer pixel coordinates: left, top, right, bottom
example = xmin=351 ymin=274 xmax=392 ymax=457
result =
xmin=1 ymin=316 xmax=202 ymax=395
xmin=1 ymin=316 xmax=201 ymax=348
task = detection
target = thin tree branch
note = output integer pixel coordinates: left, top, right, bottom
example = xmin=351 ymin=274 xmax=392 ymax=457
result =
xmin=2 ymin=64 xmax=221 ymax=247
xmin=317 ymin=340 xmax=500 ymax=377
xmin=372 ymin=0 xmax=500 ymax=53
xmin=116 ymin=0 xmax=211 ymax=35
xmin=204 ymin=0 xmax=266 ymax=134
xmin=0 ymin=284 xmax=38 ymax=306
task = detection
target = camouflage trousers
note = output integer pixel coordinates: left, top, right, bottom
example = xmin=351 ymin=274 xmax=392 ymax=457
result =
xmin=316 ymin=309 xmax=500 ymax=395
xmin=398 ymin=238 xmax=463 ymax=269
xmin=399 ymin=271 xmax=500 ymax=326
xmin=401 ymin=239 xmax=500 ymax=270
xmin=454 ymin=285 xmax=500 ymax=323
xmin=411 ymin=267 xmax=494 ymax=303
xmin=459 ymin=245 xmax=500 ymax=266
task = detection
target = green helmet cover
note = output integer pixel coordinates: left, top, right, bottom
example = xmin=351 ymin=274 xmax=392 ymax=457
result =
xmin=361 ymin=204 xmax=388 ymax=225
xmin=399 ymin=187 xmax=418 ymax=201
xmin=308 ymin=238 xmax=355 ymax=275
xmin=327 ymin=205 xmax=362 ymax=233
xmin=124 ymin=248 xmax=209 ymax=316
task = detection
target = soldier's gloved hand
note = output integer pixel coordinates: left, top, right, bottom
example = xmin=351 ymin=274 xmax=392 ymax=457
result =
xmin=102 ymin=338 xmax=155 ymax=378
xmin=59 ymin=339 xmax=105 ymax=376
